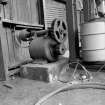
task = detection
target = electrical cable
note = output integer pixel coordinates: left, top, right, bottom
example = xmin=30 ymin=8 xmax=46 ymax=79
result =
xmin=58 ymin=61 xmax=93 ymax=83
xmin=69 ymin=61 xmax=92 ymax=81
xmin=35 ymin=82 xmax=105 ymax=105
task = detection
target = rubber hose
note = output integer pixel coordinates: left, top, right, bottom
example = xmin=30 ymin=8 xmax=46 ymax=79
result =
xmin=35 ymin=82 xmax=105 ymax=105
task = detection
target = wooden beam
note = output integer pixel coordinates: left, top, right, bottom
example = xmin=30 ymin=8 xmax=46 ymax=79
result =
xmin=8 ymin=68 xmax=20 ymax=76
xmin=54 ymin=0 xmax=66 ymax=4
xmin=2 ymin=19 xmax=44 ymax=30
xmin=0 ymin=0 xmax=8 ymax=4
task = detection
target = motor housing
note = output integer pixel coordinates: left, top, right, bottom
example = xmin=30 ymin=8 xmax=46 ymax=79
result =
xmin=29 ymin=37 xmax=66 ymax=62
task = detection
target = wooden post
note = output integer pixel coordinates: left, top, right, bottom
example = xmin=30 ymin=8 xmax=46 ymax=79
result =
xmin=66 ymin=0 xmax=78 ymax=62
xmin=0 ymin=23 xmax=9 ymax=80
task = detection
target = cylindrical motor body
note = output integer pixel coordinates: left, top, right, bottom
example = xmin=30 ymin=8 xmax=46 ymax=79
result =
xmin=29 ymin=37 xmax=65 ymax=62
xmin=80 ymin=20 xmax=105 ymax=62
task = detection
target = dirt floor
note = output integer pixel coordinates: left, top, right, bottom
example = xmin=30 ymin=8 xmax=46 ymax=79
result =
xmin=0 ymin=66 xmax=105 ymax=105
xmin=0 ymin=78 xmax=65 ymax=105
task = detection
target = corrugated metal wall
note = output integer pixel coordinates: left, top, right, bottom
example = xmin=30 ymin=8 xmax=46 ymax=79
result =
xmin=43 ymin=0 xmax=66 ymax=28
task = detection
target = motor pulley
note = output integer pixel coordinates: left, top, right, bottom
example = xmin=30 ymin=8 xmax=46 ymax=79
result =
xmin=55 ymin=43 xmax=66 ymax=55
xmin=51 ymin=18 xmax=68 ymax=43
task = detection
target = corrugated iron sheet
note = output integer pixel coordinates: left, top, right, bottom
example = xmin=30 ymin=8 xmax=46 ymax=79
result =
xmin=43 ymin=0 xmax=66 ymax=28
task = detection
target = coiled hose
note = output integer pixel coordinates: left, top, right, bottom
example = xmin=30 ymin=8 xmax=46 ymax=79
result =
xmin=35 ymin=82 xmax=105 ymax=105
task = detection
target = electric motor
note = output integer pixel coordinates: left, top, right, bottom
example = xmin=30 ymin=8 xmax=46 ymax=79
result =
xmin=29 ymin=37 xmax=66 ymax=62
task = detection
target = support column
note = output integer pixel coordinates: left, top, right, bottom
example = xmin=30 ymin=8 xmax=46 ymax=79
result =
xmin=66 ymin=0 xmax=79 ymax=62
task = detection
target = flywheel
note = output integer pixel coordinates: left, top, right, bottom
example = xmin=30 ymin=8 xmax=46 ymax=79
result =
xmin=51 ymin=18 xmax=68 ymax=43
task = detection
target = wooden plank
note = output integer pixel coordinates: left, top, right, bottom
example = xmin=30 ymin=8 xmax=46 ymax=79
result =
xmin=11 ymin=0 xmax=43 ymax=25
xmin=55 ymin=0 xmax=66 ymax=3
xmin=4 ymin=0 xmax=43 ymax=25
xmin=14 ymin=0 xmax=31 ymax=24
xmin=0 ymin=23 xmax=9 ymax=80
xmin=5 ymin=27 xmax=15 ymax=68
xmin=3 ymin=0 xmax=13 ymax=20
xmin=2 ymin=19 xmax=44 ymax=29
xmin=0 ymin=4 xmax=4 ymax=19
xmin=8 ymin=58 xmax=33 ymax=70
xmin=10 ymin=0 xmax=18 ymax=22
xmin=11 ymin=0 xmax=17 ymax=21
xmin=29 ymin=0 xmax=39 ymax=25
xmin=15 ymin=0 xmax=25 ymax=22
xmin=11 ymin=0 xmax=39 ymax=25
xmin=3 ymin=0 xmax=10 ymax=19
xmin=26 ymin=0 xmax=32 ymax=24
xmin=21 ymin=0 xmax=27 ymax=23
xmin=8 ymin=68 xmax=20 ymax=76
xmin=21 ymin=0 xmax=28 ymax=23
xmin=12 ymin=29 xmax=31 ymax=67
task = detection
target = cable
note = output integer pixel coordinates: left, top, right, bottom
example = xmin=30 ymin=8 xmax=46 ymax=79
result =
xmin=71 ymin=62 xmax=79 ymax=80
xmin=96 ymin=63 xmax=105 ymax=73
xmin=69 ymin=61 xmax=92 ymax=81
xmin=35 ymin=82 xmax=105 ymax=105
xmin=78 ymin=62 xmax=92 ymax=76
